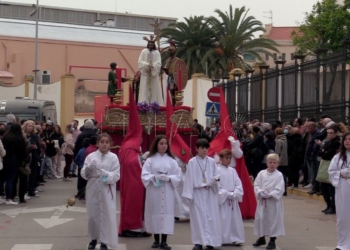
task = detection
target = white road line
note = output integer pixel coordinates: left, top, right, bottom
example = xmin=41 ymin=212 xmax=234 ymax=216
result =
xmin=316 ymin=247 xmax=337 ymax=250
xmin=242 ymin=246 xmax=282 ymax=250
xmin=92 ymin=244 xmax=127 ymax=250
xmin=11 ymin=244 xmax=53 ymax=250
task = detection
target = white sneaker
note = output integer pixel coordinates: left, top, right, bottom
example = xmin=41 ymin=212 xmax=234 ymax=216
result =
xmin=24 ymin=195 xmax=31 ymax=200
xmin=288 ymin=186 xmax=294 ymax=190
xmin=304 ymin=184 xmax=313 ymax=189
xmin=55 ymin=175 xmax=62 ymax=179
xmin=0 ymin=197 xmax=5 ymax=204
xmin=5 ymin=200 xmax=18 ymax=205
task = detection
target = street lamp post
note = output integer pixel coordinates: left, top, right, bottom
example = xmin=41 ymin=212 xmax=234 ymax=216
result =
xmin=30 ymin=0 xmax=39 ymax=100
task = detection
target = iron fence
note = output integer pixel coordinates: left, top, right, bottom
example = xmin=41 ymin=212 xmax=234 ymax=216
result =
xmin=225 ymin=44 xmax=350 ymax=123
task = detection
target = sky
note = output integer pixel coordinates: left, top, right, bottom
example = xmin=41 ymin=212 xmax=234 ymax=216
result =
xmin=3 ymin=0 xmax=321 ymax=27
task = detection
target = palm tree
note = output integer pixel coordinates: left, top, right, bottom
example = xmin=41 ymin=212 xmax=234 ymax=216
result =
xmin=205 ymin=5 xmax=279 ymax=76
xmin=161 ymin=16 xmax=215 ymax=78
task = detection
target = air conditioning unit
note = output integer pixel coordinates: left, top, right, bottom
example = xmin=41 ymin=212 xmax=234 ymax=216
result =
xmin=37 ymin=70 xmax=51 ymax=84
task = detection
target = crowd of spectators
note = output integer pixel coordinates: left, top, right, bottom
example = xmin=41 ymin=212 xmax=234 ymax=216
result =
xmin=0 ymin=115 xmax=100 ymax=205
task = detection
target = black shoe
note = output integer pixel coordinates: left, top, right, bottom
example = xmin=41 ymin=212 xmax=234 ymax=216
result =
xmin=100 ymin=243 xmax=108 ymax=250
xmin=205 ymin=246 xmax=214 ymax=250
xmin=160 ymin=242 xmax=171 ymax=250
xmin=266 ymin=241 xmax=276 ymax=249
xmin=307 ymin=190 xmax=317 ymax=195
xmin=335 ymin=248 xmax=341 ymax=250
xmin=322 ymin=206 xmax=330 ymax=213
xmin=325 ymin=208 xmax=336 ymax=214
xmin=253 ymin=237 xmax=266 ymax=246
xmin=152 ymin=242 xmax=160 ymax=248
xmin=71 ymin=173 xmax=78 ymax=178
xmin=192 ymin=245 xmax=203 ymax=250
xmin=174 ymin=217 xmax=180 ymax=221
xmin=19 ymin=200 xmax=27 ymax=204
xmin=88 ymin=240 xmax=97 ymax=250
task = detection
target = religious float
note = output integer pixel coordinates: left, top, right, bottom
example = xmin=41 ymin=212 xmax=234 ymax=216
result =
xmin=94 ymin=65 xmax=198 ymax=156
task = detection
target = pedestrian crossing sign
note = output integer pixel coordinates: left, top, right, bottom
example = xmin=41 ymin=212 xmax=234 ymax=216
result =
xmin=205 ymin=102 xmax=220 ymax=118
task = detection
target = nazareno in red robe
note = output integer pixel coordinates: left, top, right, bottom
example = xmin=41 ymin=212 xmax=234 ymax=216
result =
xmin=208 ymin=88 xmax=256 ymax=219
xmin=118 ymin=86 xmax=145 ymax=234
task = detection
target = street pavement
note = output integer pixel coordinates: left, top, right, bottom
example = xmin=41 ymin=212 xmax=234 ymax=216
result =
xmin=0 ymin=178 xmax=339 ymax=250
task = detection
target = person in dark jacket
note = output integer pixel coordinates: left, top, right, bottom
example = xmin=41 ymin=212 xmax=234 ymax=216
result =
xmin=318 ymin=124 xmax=341 ymax=214
xmin=4 ymin=114 xmax=16 ymax=131
xmin=248 ymin=126 xmax=266 ymax=178
xmin=0 ymin=124 xmax=26 ymax=205
xmin=304 ymin=122 xmax=321 ymax=190
xmin=73 ymin=119 xmax=96 ymax=159
xmin=287 ymin=128 xmax=303 ymax=189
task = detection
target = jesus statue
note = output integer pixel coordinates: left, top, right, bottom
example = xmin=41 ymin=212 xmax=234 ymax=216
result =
xmin=137 ymin=35 xmax=164 ymax=106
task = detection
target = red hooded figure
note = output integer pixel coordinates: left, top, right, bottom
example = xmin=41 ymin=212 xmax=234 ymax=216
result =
xmin=208 ymin=88 xmax=256 ymax=219
xmin=118 ymin=86 xmax=149 ymax=237
xmin=166 ymin=91 xmax=191 ymax=164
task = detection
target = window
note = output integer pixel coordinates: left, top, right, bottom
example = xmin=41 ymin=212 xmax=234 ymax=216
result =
xmin=243 ymin=54 xmax=255 ymax=61
xmin=282 ymin=53 xmax=286 ymax=61
xmin=265 ymin=53 xmax=269 ymax=61
xmin=273 ymin=53 xmax=277 ymax=60
xmin=291 ymin=53 xmax=295 ymax=60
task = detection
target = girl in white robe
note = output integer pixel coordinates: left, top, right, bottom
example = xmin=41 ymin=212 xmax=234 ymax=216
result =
xmin=81 ymin=134 xmax=120 ymax=250
xmin=217 ymin=149 xmax=245 ymax=246
xmin=253 ymin=153 xmax=285 ymax=250
xmin=183 ymin=138 xmax=222 ymax=250
xmin=141 ymin=135 xmax=181 ymax=250
xmin=328 ymin=132 xmax=350 ymax=250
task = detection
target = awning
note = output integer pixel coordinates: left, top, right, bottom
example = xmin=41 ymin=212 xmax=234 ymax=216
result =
xmin=0 ymin=71 xmax=14 ymax=78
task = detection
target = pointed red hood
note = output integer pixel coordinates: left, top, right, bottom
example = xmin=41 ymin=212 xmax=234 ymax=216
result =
xmin=166 ymin=91 xmax=191 ymax=163
xmin=208 ymin=87 xmax=234 ymax=156
xmin=208 ymin=87 xmax=257 ymax=219
xmin=120 ymin=85 xmax=142 ymax=151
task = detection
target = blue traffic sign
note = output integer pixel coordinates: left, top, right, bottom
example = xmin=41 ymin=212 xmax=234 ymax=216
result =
xmin=205 ymin=102 xmax=220 ymax=118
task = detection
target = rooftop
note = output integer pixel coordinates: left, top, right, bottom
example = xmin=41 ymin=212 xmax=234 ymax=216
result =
xmin=0 ymin=1 xmax=176 ymax=32
xmin=268 ymin=26 xmax=299 ymax=41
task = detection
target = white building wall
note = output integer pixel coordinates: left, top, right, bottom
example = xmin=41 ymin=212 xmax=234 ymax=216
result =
xmin=0 ymin=84 xmax=25 ymax=100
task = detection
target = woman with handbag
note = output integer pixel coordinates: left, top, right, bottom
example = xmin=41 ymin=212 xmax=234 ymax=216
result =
xmin=0 ymin=124 xmax=26 ymax=205
xmin=328 ymin=132 xmax=350 ymax=250
xmin=317 ymin=124 xmax=341 ymax=214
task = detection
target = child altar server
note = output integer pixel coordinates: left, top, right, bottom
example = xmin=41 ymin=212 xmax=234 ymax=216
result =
xmin=217 ymin=149 xmax=245 ymax=246
xmin=81 ymin=134 xmax=120 ymax=250
xmin=183 ymin=138 xmax=222 ymax=250
xmin=253 ymin=153 xmax=285 ymax=250
xmin=141 ymin=135 xmax=181 ymax=250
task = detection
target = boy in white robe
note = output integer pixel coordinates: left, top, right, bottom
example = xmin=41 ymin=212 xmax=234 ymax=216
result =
xmin=253 ymin=153 xmax=285 ymax=250
xmin=183 ymin=138 xmax=222 ymax=250
xmin=217 ymin=149 xmax=245 ymax=246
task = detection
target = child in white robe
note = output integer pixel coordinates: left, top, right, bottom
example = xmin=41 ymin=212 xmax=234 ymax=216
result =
xmin=253 ymin=153 xmax=285 ymax=250
xmin=81 ymin=134 xmax=120 ymax=250
xmin=328 ymin=132 xmax=350 ymax=250
xmin=217 ymin=149 xmax=245 ymax=246
xmin=183 ymin=138 xmax=222 ymax=250
xmin=141 ymin=135 xmax=181 ymax=250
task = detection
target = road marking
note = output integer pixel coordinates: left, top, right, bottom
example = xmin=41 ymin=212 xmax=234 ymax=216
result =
xmin=242 ymin=246 xmax=282 ymax=250
xmin=243 ymin=222 xmax=254 ymax=228
xmin=11 ymin=244 xmax=53 ymax=250
xmin=0 ymin=206 xmax=119 ymax=218
xmin=92 ymin=244 xmax=127 ymax=250
xmin=166 ymin=245 xmax=195 ymax=250
xmin=34 ymin=209 xmax=74 ymax=229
